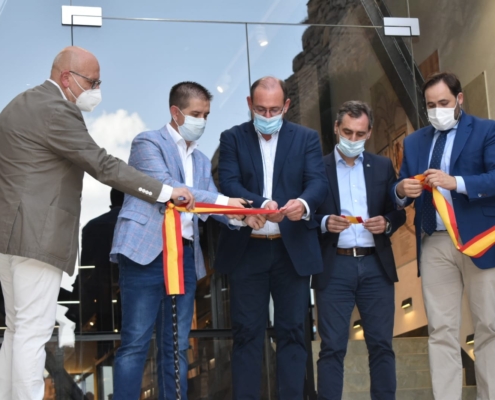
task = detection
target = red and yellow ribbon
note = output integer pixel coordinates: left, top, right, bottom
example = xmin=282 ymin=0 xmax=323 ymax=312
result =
xmin=342 ymin=215 xmax=363 ymax=224
xmin=414 ymin=174 xmax=495 ymax=258
xmin=162 ymin=202 xmax=279 ymax=295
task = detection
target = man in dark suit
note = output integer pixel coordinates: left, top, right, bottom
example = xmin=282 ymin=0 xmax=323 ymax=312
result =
xmin=314 ymin=101 xmax=406 ymax=400
xmin=215 ymin=76 xmax=328 ymax=399
xmin=394 ymin=72 xmax=495 ymax=400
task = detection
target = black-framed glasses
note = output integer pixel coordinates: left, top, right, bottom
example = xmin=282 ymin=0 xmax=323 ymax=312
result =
xmin=69 ymin=70 xmax=102 ymax=89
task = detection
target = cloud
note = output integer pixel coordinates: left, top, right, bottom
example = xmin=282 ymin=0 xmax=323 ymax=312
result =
xmin=79 ymin=109 xmax=147 ymax=231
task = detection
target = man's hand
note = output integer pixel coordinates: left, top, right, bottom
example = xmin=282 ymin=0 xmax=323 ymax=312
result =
xmin=424 ymin=169 xmax=457 ymax=190
xmin=245 ymin=215 xmax=266 ymax=230
xmin=396 ymin=179 xmax=423 ymax=199
xmin=227 ymin=198 xmax=251 ymax=220
xmin=171 ymin=187 xmax=195 ymax=210
xmin=280 ymin=199 xmax=305 ymax=221
xmin=326 ymin=215 xmax=351 ymax=233
xmin=363 ymin=216 xmax=387 ymax=234
xmin=264 ymin=200 xmax=284 ymax=223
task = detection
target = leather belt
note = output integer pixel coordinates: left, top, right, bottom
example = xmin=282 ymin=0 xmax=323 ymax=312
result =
xmin=182 ymin=238 xmax=194 ymax=248
xmin=336 ymin=247 xmax=375 ymax=257
xmin=250 ymin=234 xmax=282 ymax=240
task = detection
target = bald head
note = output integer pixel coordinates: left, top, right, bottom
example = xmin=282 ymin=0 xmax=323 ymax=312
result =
xmin=50 ymin=46 xmax=100 ymax=104
xmin=250 ymin=76 xmax=288 ymax=102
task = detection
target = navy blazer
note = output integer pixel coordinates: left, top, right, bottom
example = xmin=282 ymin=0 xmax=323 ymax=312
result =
xmin=393 ymin=113 xmax=495 ymax=271
xmin=214 ymin=120 xmax=329 ymax=276
xmin=313 ymin=151 xmax=406 ymax=289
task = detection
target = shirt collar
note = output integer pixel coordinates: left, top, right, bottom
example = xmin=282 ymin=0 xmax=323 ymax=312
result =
xmin=47 ymin=79 xmax=68 ymax=101
xmin=166 ymin=123 xmax=199 ymax=152
xmin=334 ymin=145 xmax=364 ymax=166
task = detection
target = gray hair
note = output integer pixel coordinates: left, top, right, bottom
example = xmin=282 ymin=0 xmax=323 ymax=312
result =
xmin=336 ymin=101 xmax=373 ymax=130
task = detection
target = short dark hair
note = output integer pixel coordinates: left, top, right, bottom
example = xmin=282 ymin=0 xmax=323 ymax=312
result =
xmin=336 ymin=101 xmax=374 ymax=130
xmin=250 ymin=76 xmax=289 ymax=103
xmin=422 ymin=72 xmax=462 ymax=98
xmin=169 ymin=81 xmax=213 ymax=110
xmin=110 ymin=188 xmax=124 ymax=208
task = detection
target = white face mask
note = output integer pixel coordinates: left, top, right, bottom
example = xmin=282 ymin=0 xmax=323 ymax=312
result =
xmin=427 ymin=97 xmax=460 ymax=131
xmin=337 ymin=132 xmax=367 ymax=158
xmin=68 ymin=73 xmax=102 ymax=112
xmin=174 ymin=109 xmax=206 ymax=141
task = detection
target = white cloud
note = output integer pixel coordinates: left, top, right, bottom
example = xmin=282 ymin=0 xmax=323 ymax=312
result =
xmin=79 ymin=109 xmax=147 ymax=231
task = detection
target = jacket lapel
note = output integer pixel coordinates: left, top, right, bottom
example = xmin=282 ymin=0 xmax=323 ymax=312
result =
xmin=362 ymin=152 xmax=374 ymax=213
xmin=327 ymin=151 xmax=341 ymax=214
xmin=160 ymin=126 xmax=185 ymax=183
xmin=273 ymin=121 xmax=295 ymax=192
xmin=245 ymin=123 xmax=265 ymax=195
xmin=450 ymin=113 xmax=472 ymax=173
xmin=420 ymin=126 xmax=435 ymax=172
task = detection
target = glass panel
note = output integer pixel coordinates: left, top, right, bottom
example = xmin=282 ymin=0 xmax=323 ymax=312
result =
xmin=72 ymin=0 xmax=308 ymax=24
xmin=43 ymin=335 xmax=276 ymax=399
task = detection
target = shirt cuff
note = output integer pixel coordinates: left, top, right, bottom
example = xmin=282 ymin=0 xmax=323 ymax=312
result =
xmin=261 ymin=199 xmax=271 ymax=208
xmin=297 ymin=198 xmax=311 ymax=221
xmin=455 ymin=176 xmax=467 ymax=194
xmin=394 ymin=185 xmax=408 ymax=207
xmin=215 ymin=194 xmax=230 ymax=206
xmin=229 ymin=218 xmax=246 ymax=227
xmin=321 ymin=216 xmax=329 ymax=233
xmin=157 ymin=184 xmax=174 ymax=203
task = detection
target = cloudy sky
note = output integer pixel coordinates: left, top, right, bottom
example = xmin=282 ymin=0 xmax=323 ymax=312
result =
xmin=0 ymin=0 xmax=307 ymax=250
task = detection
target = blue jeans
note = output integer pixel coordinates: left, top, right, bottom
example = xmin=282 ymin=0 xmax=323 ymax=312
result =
xmin=113 ymin=247 xmax=196 ymax=400
xmin=316 ymin=254 xmax=396 ymax=400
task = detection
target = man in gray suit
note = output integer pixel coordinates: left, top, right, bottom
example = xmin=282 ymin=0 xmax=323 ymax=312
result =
xmin=0 ymin=46 xmax=193 ymax=400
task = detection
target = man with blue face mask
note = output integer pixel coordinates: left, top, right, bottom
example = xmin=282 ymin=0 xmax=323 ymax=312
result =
xmin=110 ymin=81 xmax=253 ymax=400
xmin=215 ymin=76 xmax=328 ymax=399
xmin=394 ymin=72 xmax=495 ymax=400
xmin=314 ymin=101 xmax=406 ymax=400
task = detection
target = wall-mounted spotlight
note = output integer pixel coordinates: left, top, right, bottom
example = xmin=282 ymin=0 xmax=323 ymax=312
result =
xmin=353 ymin=319 xmax=362 ymax=329
xmin=401 ymin=297 xmax=413 ymax=309
xmin=466 ymin=334 xmax=474 ymax=345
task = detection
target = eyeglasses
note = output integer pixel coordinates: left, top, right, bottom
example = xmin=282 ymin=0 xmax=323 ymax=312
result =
xmin=252 ymin=106 xmax=284 ymax=117
xmin=69 ymin=70 xmax=102 ymax=89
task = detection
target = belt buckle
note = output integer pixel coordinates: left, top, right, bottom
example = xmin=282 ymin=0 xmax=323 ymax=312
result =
xmin=353 ymin=248 xmax=364 ymax=258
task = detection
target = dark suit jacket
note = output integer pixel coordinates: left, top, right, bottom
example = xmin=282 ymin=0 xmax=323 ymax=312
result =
xmin=393 ymin=113 xmax=495 ymax=271
xmin=313 ymin=150 xmax=406 ymax=289
xmin=0 ymin=81 xmax=162 ymax=273
xmin=214 ymin=120 xmax=329 ymax=276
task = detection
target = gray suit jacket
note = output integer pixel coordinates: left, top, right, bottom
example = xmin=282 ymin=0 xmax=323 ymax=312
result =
xmin=0 ymin=80 xmax=163 ymax=274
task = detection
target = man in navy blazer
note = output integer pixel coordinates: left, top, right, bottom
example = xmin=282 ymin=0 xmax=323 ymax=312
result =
xmin=314 ymin=101 xmax=406 ymax=400
xmin=394 ymin=72 xmax=495 ymax=400
xmin=214 ymin=76 xmax=328 ymax=399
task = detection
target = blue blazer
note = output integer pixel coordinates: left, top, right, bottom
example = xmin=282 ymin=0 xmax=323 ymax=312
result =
xmin=214 ymin=120 xmax=329 ymax=276
xmin=393 ymin=113 xmax=495 ymax=271
xmin=110 ymin=126 xmax=228 ymax=280
xmin=313 ymin=151 xmax=406 ymax=289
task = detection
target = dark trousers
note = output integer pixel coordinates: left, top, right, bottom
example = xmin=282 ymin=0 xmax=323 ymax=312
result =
xmin=229 ymin=238 xmax=310 ymax=400
xmin=315 ymin=254 xmax=396 ymax=400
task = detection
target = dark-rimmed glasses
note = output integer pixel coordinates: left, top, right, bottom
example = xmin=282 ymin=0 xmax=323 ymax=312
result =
xmin=69 ymin=70 xmax=102 ymax=89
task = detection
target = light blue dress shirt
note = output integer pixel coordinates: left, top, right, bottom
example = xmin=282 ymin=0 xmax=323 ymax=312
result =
xmin=395 ymin=121 xmax=467 ymax=231
xmin=321 ymin=148 xmax=375 ymax=248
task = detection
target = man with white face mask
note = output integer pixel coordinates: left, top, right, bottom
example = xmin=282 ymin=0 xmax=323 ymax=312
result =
xmin=0 ymin=46 xmax=194 ymax=400
xmin=314 ymin=101 xmax=406 ymax=400
xmin=110 ymin=81 xmax=252 ymax=400
xmin=394 ymin=72 xmax=495 ymax=400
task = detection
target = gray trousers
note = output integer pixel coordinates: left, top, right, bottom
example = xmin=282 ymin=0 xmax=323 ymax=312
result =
xmin=421 ymin=231 xmax=495 ymax=400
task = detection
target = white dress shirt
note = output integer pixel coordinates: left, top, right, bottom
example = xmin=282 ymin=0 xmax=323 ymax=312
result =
xmin=167 ymin=123 xmax=229 ymax=240
xmin=321 ymin=148 xmax=375 ymax=248
xmin=395 ymin=121 xmax=467 ymax=231
xmin=47 ymin=79 xmax=174 ymax=203
xmin=252 ymin=129 xmax=310 ymax=235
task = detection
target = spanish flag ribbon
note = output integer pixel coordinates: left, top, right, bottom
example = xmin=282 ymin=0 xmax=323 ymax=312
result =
xmin=342 ymin=215 xmax=364 ymax=224
xmin=414 ymin=174 xmax=495 ymax=258
xmin=162 ymin=202 xmax=279 ymax=295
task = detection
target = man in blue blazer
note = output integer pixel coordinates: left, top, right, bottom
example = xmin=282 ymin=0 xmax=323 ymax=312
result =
xmin=110 ymin=82 xmax=247 ymax=400
xmin=215 ymin=76 xmax=328 ymax=399
xmin=314 ymin=101 xmax=406 ymax=400
xmin=394 ymin=72 xmax=495 ymax=400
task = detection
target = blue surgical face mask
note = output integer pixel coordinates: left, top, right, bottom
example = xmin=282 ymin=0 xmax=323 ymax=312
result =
xmin=252 ymin=111 xmax=284 ymax=135
xmin=174 ymin=108 xmax=206 ymax=141
xmin=337 ymin=131 xmax=367 ymax=158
